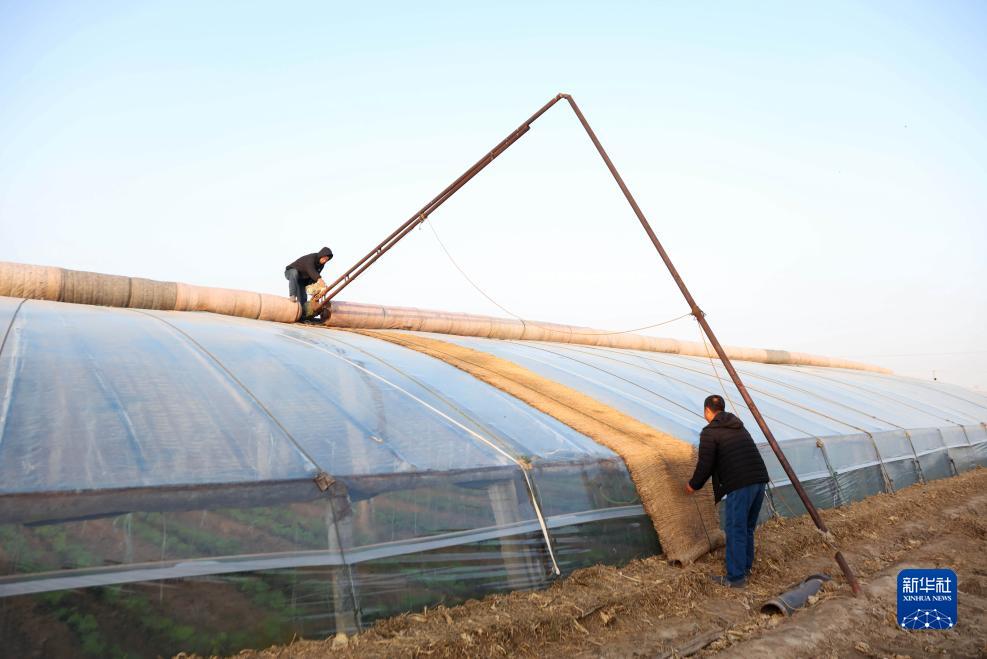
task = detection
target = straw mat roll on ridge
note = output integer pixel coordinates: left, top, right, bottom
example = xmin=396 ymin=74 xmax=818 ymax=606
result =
xmin=0 ymin=261 xmax=300 ymax=322
xmin=349 ymin=329 xmax=725 ymax=564
xmin=326 ymin=300 xmax=890 ymax=374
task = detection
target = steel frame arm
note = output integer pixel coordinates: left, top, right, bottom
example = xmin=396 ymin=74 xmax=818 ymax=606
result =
xmin=313 ymin=93 xmax=860 ymax=595
xmin=312 ymin=94 xmax=566 ymax=311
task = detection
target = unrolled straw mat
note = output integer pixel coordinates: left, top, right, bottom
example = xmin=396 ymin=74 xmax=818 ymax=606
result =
xmin=349 ymin=329 xmax=725 ymax=564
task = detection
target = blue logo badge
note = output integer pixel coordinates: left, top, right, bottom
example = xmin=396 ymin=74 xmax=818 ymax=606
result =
xmin=897 ymin=568 xmax=957 ymax=630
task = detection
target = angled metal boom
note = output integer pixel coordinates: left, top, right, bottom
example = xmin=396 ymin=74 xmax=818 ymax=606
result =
xmin=314 ymin=93 xmax=861 ymax=595
xmin=311 ymin=94 xmax=566 ymax=311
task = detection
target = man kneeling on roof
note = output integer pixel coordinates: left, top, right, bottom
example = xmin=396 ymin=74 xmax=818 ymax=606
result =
xmin=285 ymin=247 xmax=333 ymax=311
xmin=685 ymin=394 xmax=770 ymax=588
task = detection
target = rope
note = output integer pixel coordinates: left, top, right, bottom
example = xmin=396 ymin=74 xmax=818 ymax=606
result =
xmin=427 ymin=219 xmax=692 ymax=336
xmin=282 ymin=332 xmax=563 ymax=576
xmin=695 ymin=318 xmax=739 ymax=416
xmin=692 ymin=320 xmax=804 ymax=518
xmin=694 ymin=325 xmax=766 ymax=470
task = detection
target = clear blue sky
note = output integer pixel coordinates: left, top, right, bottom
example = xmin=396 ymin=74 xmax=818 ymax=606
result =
xmin=1 ymin=1 xmax=985 ymax=389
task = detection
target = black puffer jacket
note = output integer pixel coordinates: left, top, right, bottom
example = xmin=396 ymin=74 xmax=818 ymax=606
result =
xmin=688 ymin=412 xmax=769 ymax=503
xmin=285 ymin=247 xmax=333 ymax=285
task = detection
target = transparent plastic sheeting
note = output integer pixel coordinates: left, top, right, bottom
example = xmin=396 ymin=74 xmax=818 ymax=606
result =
xmin=1 ymin=298 xmax=986 ymax=657
xmin=0 ymin=298 xmax=640 ymax=579
xmin=0 ymin=298 xmax=613 ymax=496
xmin=0 ymin=515 xmax=659 ymax=658
xmin=424 ymin=332 xmax=987 ymax=510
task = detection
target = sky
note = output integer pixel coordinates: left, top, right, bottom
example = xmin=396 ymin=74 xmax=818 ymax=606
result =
xmin=1 ymin=1 xmax=985 ymax=390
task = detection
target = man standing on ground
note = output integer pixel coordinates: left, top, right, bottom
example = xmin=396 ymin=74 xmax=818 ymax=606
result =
xmin=285 ymin=246 xmax=333 ymax=309
xmin=685 ymin=394 xmax=770 ymax=588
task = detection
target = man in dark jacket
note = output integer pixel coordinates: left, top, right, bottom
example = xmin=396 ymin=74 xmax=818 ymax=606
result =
xmin=685 ymin=394 xmax=770 ymax=588
xmin=285 ymin=247 xmax=333 ymax=308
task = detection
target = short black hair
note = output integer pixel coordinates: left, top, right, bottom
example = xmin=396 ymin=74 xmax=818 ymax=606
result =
xmin=704 ymin=395 xmax=725 ymax=413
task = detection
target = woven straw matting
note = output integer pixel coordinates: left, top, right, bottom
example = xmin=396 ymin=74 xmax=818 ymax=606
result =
xmin=0 ymin=261 xmax=300 ymax=322
xmin=351 ymin=329 xmax=724 ymax=564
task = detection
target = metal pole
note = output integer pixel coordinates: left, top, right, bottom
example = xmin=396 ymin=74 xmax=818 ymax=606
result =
xmin=312 ymin=92 xmax=861 ymax=594
xmin=311 ymin=94 xmax=567 ymax=313
xmin=560 ymin=94 xmax=861 ymax=595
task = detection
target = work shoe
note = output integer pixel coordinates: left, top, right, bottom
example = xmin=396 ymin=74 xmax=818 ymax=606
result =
xmin=709 ymin=575 xmax=747 ymax=588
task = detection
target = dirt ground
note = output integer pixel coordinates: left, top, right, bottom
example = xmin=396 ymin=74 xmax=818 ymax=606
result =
xmin=203 ymin=467 xmax=987 ymax=659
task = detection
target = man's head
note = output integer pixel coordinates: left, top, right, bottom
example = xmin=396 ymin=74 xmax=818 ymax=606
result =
xmin=703 ymin=394 xmax=726 ymax=423
xmin=318 ymin=246 xmax=334 ymax=265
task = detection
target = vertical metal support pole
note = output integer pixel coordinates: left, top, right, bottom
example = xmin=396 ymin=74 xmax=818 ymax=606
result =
xmin=561 ymin=94 xmax=861 ymax=596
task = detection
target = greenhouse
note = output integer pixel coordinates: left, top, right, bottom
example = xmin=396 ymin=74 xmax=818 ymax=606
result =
xmin=1 ymin=295 xmax=985 ymax=657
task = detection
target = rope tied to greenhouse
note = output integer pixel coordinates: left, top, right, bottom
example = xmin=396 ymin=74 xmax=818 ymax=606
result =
xmin=694 ymin=317 xmax=795 ymax=518
xmin=696 ymin=317 xmax=739 ymax=417
xmin=427 ymin=219 xmax=693 ymax=337
xmin=280 ymin=331 xmax=563 ymax=577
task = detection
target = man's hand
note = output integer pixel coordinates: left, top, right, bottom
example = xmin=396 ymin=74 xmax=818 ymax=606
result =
xmin=684 ymin=483 xmax=696 ymax=494
xmin=317 ymin=278 xmax=326 ymax=288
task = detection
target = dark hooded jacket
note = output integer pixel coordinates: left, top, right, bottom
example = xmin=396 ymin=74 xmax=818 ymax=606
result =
xmin=286 ymin=247 xmax=333 ymax=286
xmin=688 ymin=412 xmax=769 ymax=503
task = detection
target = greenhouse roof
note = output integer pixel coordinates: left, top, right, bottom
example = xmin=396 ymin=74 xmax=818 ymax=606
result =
xmin=1 ymin=295 xmax=986 ymax=524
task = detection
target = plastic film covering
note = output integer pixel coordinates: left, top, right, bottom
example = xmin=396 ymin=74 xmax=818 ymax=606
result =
xmin=1 ymin=304 xmax=986 ymax=657
xmin=0 ymin=297 xmax=651 ymax=656
xmin=0 ymin=298 xmax=318 ymax=496
xmin=411 ymin=332 xmax=987 ymax=510
xmin=343 ymin=329 xmax=723 ymax=564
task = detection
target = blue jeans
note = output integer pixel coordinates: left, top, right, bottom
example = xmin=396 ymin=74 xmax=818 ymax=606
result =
xmin=285 ymin=268 xmax=306 ymax=307
xmin=723 ymin=482 xmax=765 ymax=582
